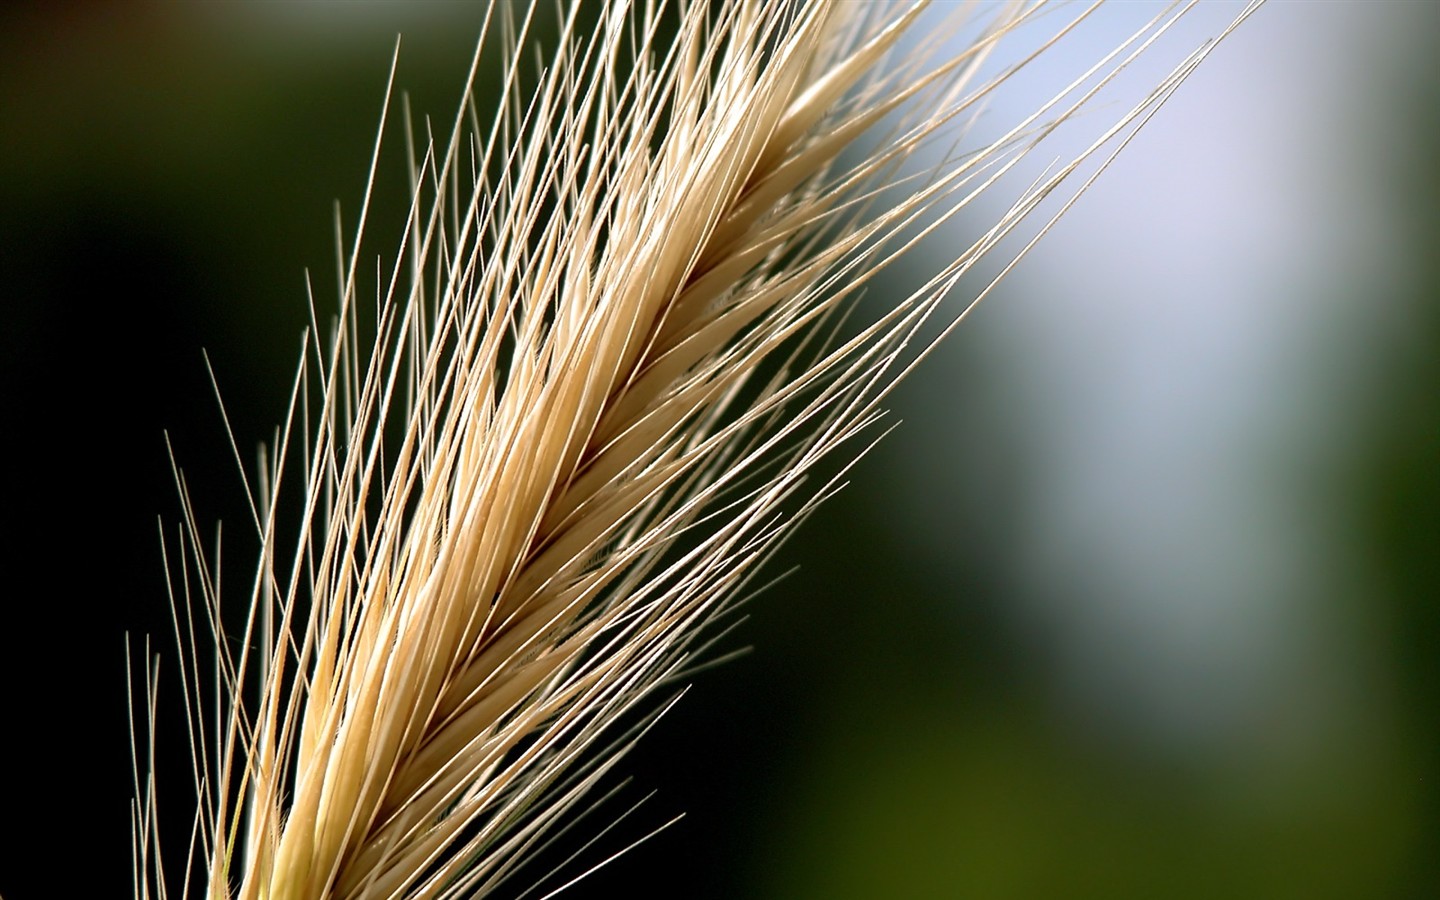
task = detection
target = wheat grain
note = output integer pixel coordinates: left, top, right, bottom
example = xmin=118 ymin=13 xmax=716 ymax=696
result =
xmin=131 ymin=1 xmax=1263 ymax=898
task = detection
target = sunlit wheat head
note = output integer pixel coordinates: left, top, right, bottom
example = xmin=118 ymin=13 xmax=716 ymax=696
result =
xmin=128 ymin=2 xmax=1262 ymax=898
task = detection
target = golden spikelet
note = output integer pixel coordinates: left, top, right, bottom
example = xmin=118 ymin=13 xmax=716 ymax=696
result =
xmin=132 ymin=1 xmax=1262 ymax=897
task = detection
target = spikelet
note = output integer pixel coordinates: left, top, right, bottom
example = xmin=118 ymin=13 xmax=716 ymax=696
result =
xmin=131 ymin=1 xmax=1262 ymax=898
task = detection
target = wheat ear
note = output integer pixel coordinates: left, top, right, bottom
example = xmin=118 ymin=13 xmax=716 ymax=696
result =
xmin=131 ymin=1 xmax=1262 ymax=898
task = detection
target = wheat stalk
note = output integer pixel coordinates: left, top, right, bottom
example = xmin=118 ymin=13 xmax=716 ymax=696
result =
xmin=130 ymin=1 xmax=1262 ymax=898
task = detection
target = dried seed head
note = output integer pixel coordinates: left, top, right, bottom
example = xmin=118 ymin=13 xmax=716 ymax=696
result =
xmin=133 ymin=2 xmax=1263 ymax=898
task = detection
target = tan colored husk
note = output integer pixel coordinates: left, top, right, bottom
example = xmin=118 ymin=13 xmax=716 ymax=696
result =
xmin=132 ymin=2 xmax=1263 ymax=898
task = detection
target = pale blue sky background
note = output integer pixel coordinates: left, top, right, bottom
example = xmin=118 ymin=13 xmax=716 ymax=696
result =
xmin=890 ymin=0 xmax=1420 ymax=761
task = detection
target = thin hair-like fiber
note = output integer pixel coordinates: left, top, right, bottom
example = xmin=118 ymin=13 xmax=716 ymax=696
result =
xmin=131 ymin=2 xmax=1264 ymax=898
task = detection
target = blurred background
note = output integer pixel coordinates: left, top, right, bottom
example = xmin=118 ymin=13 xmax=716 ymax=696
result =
xmin=1 ymin=1 xmax=1435 ymax=897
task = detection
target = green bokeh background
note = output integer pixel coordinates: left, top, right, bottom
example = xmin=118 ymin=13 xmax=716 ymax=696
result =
xmin=1 ymin=2 xmax=1435 ymax=897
